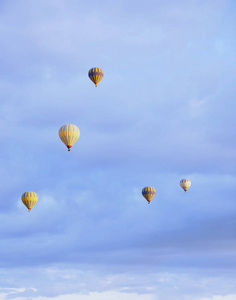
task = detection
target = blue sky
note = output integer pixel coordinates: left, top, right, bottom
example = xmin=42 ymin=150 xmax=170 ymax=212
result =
xmin=0 ymin=0 xmax=236 ymax=299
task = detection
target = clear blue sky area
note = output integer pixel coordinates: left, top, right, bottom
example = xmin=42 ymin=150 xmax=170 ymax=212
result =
xmin=0 ymin=1 xmax=236 ymax=299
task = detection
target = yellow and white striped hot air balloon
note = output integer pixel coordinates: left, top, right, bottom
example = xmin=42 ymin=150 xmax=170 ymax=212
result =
xmin=58 ymin=124 xmax=80 ymax=151
xmin=21 ymin=191 xmax=38 ymax=212
xmin=180 ymin=179 xmax=191 ymax=193
xmin=142 ymin=186 xmax=156 ymax=204
xmin=88 ymin=67 xmax=104 ymax=87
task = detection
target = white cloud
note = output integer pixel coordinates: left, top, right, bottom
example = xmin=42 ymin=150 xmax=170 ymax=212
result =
xmin=201 ymin=295 xmax=236 ymax=300
xmin=0 ymin=291 xmax=154 ymax=300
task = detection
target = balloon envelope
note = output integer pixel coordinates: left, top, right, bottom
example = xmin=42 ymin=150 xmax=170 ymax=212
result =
xmin=180 ymin=179 xmax=191 ymax=192
xmin=58 ymin=124 xmax=80 ymax=151
xmin=142 ymin=186 xmax=156 ymax=204
xmin=21 ymin=191 xmax=38 ymax=212
xmin=88 ymin=67 xmax=104 ymax=86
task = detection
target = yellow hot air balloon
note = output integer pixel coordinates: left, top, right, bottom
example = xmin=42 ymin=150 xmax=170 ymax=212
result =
xmin=58 ymin=124 xmax=80 ymax=151
xmin=142 ymin=186 xmax=156 ymax=204
xmin=21 ymin=191 xmax=38 ymax=212
xmin=180 ymin=179 xmax=191 ymax=193
xmin=88 ymin=67 xmax=104 ymax=87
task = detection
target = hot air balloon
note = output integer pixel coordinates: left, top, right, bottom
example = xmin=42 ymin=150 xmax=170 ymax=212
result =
xmin=142 ymin=186 xmax=156 ymax=204
xmin=58 ymin=124 xmax=80 ymax=151
xmin=88 ymin=67 xmax=104 ymax=87
xmin=180 ymin=179 xmax=191 ymax=193
xmin=21 ymin=191 xmax=38 ymax=212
